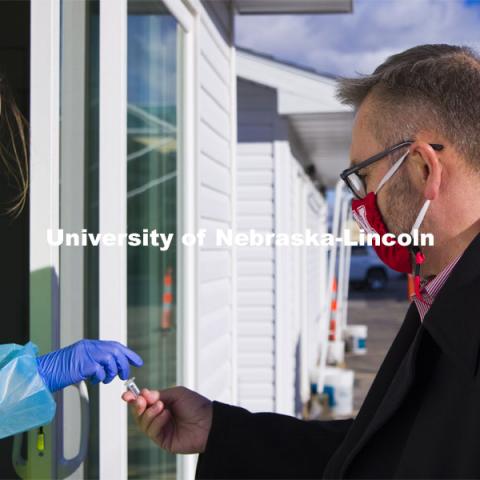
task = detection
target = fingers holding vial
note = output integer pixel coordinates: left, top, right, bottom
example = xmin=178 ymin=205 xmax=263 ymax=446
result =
xmin=125 ymin=377 xmax=141 ymax=397
xmin=122 ymin=381 xmax=165 ymax=433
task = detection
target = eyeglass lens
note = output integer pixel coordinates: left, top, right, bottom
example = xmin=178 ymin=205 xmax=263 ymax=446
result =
xmin=348 ymin=173 xmax=366 ymax=199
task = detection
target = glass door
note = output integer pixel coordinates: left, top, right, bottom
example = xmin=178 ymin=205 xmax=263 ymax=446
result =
xmin=27 ymin=1 xmax=99 ymax=478
xmin=96 ymin=0 xmax=191 ymax=477
xmin=126 ymin=2 xmax=179 ymax=478
xmin=28 ymin=0 xmax=189 ymax=478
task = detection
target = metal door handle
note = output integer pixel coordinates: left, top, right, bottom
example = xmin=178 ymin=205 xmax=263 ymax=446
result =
xmin=57 ymin=381 xmax=90 ymax=478
xmin=12 ymin=431 xmax=27 ymax=478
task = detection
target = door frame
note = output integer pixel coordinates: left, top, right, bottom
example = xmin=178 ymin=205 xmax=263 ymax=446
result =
xmin=97 ymin=0 xmax=199 ymax=478
xmin=97 ymin=0 xmax=128 ymax=477
xmin=28 ymin=0 xmax=61 ymax=477
xmin=29 ymin=0 xmax=199 ymax=477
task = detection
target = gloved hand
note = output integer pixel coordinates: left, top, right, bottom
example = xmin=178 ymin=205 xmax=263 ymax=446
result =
xmin=36 ymin=339 xmax=143 ymax=392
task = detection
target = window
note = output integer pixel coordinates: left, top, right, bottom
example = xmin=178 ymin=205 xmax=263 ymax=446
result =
xmin=127 ymin=2 xmax=179 ymax=478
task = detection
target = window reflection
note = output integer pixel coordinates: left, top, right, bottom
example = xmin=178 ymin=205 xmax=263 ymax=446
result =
xmin=127 ymin=2 xmax=178 ymax=478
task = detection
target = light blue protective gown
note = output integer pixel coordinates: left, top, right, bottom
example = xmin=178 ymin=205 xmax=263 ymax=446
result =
xmin=0 ymin=342 xmax=56 ymax=439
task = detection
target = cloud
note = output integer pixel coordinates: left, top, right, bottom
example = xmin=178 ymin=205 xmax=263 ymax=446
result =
xmin=235 ymin=0 xmax=480 ymax=77
xmin=128 ymin=15 xmax=178 ymax=105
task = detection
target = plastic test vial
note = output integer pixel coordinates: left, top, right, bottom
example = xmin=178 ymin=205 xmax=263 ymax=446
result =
xmin=125 ymin=377 xmax=141 ymax=397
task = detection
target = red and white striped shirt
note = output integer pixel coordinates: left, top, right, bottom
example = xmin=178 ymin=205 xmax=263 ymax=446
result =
xmin=412 ymin=254 xmax=462 ymax=321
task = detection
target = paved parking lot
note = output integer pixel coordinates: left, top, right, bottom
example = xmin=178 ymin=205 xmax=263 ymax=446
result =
xmin=345 ymin=276 xmax=410 ymax=413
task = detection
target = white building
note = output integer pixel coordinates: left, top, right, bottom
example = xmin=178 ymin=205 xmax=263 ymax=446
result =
xmin=0 ymin=1 xmax=352 ymax=479
xmin=235 ymin=48 xmax=353 ymax=416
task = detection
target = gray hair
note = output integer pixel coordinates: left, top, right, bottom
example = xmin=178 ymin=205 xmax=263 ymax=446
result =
xmin=335 ymin=44 xmax=480 ymax=170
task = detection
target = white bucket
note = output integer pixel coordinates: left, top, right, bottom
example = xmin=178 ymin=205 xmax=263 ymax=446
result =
xmin=345 ymin=324 xmax=368 ymax=355
xmin=323 ymin=367 xmax=354 ymax=416
xmin=327 ymin=340 xmax=345 ymax=365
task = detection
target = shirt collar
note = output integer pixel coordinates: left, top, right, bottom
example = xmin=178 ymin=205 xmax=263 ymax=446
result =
xmin=412 ymin=254 xmax=463 ymax=321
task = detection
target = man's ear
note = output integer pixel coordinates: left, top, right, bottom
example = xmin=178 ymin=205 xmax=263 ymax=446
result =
xmin=411 ymin=142 xmax=442 ymax=201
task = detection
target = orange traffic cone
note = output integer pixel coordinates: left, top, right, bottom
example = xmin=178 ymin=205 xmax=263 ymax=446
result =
xmin=161 ymin=267 xmax=173 ymax=331
xmin=329 ymin=278 xmax=338 ymax=341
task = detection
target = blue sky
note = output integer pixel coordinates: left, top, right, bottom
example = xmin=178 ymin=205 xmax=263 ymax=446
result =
xmin=235 ymin=0 xmax=480 ymax=77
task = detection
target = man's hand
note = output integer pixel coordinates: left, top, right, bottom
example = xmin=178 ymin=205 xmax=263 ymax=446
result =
xmin=122 ymin=386 xmax=213 ymax=454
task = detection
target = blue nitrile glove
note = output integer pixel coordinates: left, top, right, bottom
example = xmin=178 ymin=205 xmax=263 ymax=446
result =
xmin=36 ymin=339 xmax=143 ymax=392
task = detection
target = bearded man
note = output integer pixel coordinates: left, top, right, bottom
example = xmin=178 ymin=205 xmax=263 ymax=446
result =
xmin=124 ymin=44 xmax=480 ymax=479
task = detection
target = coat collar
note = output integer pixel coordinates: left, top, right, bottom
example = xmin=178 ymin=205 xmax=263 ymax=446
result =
xmin=331 ymin=304 xmax=423 ymax=478
xmin=325 ymin=233 xmax=480 ymax=479
xmin=422 ymin=231 xmax=480 ymax=379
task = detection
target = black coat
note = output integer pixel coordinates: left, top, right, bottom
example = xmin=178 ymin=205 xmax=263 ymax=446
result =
xmin=195 ymin=233 xmax=480 ymax=479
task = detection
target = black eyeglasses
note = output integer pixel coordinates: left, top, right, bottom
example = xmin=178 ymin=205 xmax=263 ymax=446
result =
xmin=340 ymin=140 xmax=444 ymax=199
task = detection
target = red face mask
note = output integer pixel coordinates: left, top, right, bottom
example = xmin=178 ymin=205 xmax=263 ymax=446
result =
xmin=352 ymin=192 xmax=412 ymax=273
xmin=350 ymin=151 xmax=431 ymax=301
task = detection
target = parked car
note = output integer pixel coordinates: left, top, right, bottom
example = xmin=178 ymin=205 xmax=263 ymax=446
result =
xmin=349 ymin=245 xmax=395 ymax=290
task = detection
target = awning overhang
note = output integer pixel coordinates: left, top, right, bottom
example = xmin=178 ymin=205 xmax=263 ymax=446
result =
xmin=234 ymin=0 xmax=353 ymax=14
xmin=237 ymin=49 xmax=354 ymax=188
xmin=288 ymin=112 xmax=354 ymax=187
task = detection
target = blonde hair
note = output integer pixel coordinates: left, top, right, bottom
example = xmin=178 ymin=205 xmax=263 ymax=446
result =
xmin=0 ymin=76 xmax=28 ymax=217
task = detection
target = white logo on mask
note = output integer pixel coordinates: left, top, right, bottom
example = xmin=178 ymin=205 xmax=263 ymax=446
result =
xmin=352 ymin=205 xmax=375 ymax=234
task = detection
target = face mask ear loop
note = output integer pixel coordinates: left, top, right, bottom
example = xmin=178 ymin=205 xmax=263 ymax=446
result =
xmin=410 ymin=199 xmax=431 ymax=235
xmin=410 ymin=199 xmax=432 ymax=305
xmin=374 ymin=151 xmax=409 ymax=194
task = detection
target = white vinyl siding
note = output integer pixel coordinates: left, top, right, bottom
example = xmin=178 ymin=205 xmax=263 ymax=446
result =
xmin=236 ymin=79 xmax=277 ymax=412
xmin=236 ymin=77 xmax=329 ymax=416
xmin=304 ymin=181 xmax=328 ymax=399
xmin=276 ymin=150 xmax=303 ymax=416
xmin=196 ymin=1 xmax=234 ymax=404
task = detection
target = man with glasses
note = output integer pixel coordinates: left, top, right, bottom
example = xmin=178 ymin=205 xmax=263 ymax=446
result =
xmin=341 ymin=140 xmax=445 ymax=302
xmin=124 ymin=44 xmax=480 ymax=479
